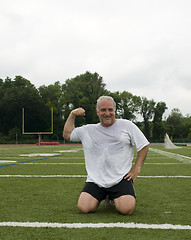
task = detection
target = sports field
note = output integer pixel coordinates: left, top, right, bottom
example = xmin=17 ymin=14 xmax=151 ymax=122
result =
xmin=0 ymin=144 xmax=190 ymax=240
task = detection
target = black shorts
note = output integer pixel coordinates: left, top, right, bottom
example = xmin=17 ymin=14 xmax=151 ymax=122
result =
xmin=82 ymin=178 xmax=136 ymax=202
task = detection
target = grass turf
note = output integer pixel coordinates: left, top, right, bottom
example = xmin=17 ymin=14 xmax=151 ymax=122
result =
xmin=0 ymin=144 xmax=191 ymax=239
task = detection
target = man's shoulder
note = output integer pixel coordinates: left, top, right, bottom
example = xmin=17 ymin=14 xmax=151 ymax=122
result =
xmin=116 ymin=119 xmax=134 ymax=125
xmin=76 ymin=123 xmax=99 ymax=130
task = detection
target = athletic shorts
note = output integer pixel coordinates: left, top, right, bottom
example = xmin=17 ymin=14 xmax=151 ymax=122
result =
xmin=82 ymin=178 xmax=136 ymax=202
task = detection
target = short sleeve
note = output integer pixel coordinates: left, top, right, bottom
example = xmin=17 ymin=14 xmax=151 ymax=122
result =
xmin=70 ymin=128 xmax=82 ymax=142
xmin=129 ymin=122 xmax=149 ymax=151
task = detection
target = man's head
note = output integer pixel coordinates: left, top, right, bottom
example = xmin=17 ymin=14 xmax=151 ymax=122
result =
xmin=96 ymin=96 xmax=116 ymax=127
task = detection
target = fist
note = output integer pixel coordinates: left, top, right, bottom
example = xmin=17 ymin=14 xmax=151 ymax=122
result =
xmin=71 ymin=108 xmax=85 ymax=117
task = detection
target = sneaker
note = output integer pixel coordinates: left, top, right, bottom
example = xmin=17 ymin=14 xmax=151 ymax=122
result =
xmin=103 ymin=195 xmax=114 ymax=207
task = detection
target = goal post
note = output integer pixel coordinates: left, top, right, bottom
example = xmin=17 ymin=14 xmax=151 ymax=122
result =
xmin=164 ymin=133 xmax=181 ymax=149
xmin=22 ymin=107 xmax=54 ymax=145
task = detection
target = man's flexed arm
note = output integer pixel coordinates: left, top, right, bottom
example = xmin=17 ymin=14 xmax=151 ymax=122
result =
xmin=63 ymin=108 xmax=85 ymax=141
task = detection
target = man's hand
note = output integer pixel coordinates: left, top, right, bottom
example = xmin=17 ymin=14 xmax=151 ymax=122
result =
xmin=124 ymin=165 xmax=141 ymax=183
xmin=71 ymin=108 xmax=85 ymax=117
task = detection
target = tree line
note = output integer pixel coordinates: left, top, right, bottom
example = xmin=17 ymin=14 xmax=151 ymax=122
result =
xmin=0 ymin=72 xmax=191 ymax=143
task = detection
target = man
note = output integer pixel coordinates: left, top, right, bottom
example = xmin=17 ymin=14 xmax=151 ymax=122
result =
xmin=63 ymin=96 xmax=149 ymax=215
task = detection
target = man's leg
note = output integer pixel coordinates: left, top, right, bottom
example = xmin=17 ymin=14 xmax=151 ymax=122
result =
xmin=114 ymin=195 xmax=136 ymax=215
xmin=77 ymin=192 xmax=100 ymax=213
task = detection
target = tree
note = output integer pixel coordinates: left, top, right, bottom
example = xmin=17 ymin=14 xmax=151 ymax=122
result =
xmin=62 ymin=71 xmax=108 ymax=126
xmin=166 ymin=108 xmax=184 ymax=139
xmin=140 ymin=97 xmax=155 ymax=139
xmin=38 ymin=81 xmax=65 ymax=139
xmin=152 ymin=102 xmax=167 ymax=141
xmin=111 ymin=91 xmax=141 ymax=121
xmin=0 ymin=76 xmax=49 ymax=135
xmin=1 ymin=72 xmax=190 ymax=142
xmin=183 ymin=115 xmax=191 ymax=139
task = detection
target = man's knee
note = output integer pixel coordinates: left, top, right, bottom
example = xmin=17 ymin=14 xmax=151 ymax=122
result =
xmin=117 ymin=205 xmax=135 ymax=215
xmin=77 ymin=192 xmax=99 ymax=213
xmin=114 ymin=195 xmax=136 ymax=215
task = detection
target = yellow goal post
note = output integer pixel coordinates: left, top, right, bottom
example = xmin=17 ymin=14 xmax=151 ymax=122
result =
xmin=22 ymin=107 xmax=54 ymax=145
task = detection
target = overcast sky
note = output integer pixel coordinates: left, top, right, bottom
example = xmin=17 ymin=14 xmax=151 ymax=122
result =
xmin=1 ymin=0 xmax=191 ymax=117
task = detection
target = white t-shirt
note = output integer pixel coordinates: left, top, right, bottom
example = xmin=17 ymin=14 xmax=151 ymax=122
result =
xmin=70 ymin=119 xmax=149 ymax=188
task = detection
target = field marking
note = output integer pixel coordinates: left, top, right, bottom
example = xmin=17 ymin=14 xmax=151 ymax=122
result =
xmin=55 ymin=150 xmax=82 ymax=153
xmin=149 ymin=148 xmax=191 ymax=163
xmin=0 ymin=156 xmax=83 ymax=159
xmin=20 ymin=153 xmax=59 ymax=157
xmin=138 ymin=176 xmax=191 ymax=178
xmin=0 ymin=175 xmax=87 ymax=178
xmin=0 ymin=221 xmax=190 ymax=230
xmin=0 ymin=161 xmax=17 ymax=163
xmin=0 ymin=154 xmax=64 ymax=168
xmin=0 ymin=175 xmax=190 ymax=178
xmin=19 ymin=162 xmax=184 ymax=165
xmin=0 ymin=162 xmax=186 ymax=165
xmin=144 ymin=163 xmax=185 ymax=165
xmin=0 ymin=162 xmax=185 ymax=165
xmin=22 ymin=163 xmax=85 ymax=165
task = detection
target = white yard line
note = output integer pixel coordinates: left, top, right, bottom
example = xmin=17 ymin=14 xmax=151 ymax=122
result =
xmin=0 ymin=161 xmax=17 ymax=163
xmin=19 ymin=162 xmax=183 ymax=165
xmin=1 ymin=161 xmax=185 ymax=165
xmin=0 ymin=175 xmax=87 ymax=178
xmin=0 ymin=162 xmax=187 ymax=165
xmin=0 ymin=221 xmax=190 ymax=230
xmin=56 ymin=157 xmax=84 ymax=159
xmin=21 ymin=163 xmax=85 ymax=165
xmin=144 ymin=163 xmax=184 ymax=165
xmin=20 ymin=154 xmax=59 ymax=157
xmin=0 ymin=175 xmax=190 ymax=178
xmin=138 ymin=176 xmax=191 ymax=178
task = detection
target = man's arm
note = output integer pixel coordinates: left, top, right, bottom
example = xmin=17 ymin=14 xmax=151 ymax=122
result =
xmin=63 ymin=108 xmax=85 ymax=141
xmin=124 ymin=144 xmax=149 ymax=182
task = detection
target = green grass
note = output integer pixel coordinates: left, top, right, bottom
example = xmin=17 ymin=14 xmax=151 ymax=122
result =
xmin=0 ymin=144 xmax=191 ymax=239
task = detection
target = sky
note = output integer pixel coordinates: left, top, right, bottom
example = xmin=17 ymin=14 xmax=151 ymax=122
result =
xmin=1 ymin=0 xmax=191 ymax=118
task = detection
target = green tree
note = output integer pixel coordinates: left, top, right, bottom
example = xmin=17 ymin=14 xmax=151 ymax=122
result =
xmin=183 ymin=115 xmax=191 ymax=139
xmin=0 ymin=76 xmax=49 ymax=135
xmin=0 ymin=78 xmax=3 ymax=98
xmin=62 ymin=71 xmax=108 ymax=126
xmin=38 ymin=81 xmax=65 ymax=139
xmin=152 ymin=102 xmax=167 ymax=141
xmin=140 ymin=97 xmax=155 ymax=139
xmin=111 ymin=91 xmax=141 ymax=121
xmin=166 ymin=108 xmax=184 ymax=139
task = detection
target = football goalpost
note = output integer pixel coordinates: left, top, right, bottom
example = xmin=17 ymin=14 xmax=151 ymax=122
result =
xmin=22 ymin=107 xmax=54 ymax=145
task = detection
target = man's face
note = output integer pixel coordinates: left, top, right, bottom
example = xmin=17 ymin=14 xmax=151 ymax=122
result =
xmin=96 ymin=100 xmax=116 ymax=127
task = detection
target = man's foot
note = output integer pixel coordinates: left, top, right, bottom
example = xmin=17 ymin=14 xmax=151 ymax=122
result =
xmin=103 ymin=195 xmax=114 ymax=207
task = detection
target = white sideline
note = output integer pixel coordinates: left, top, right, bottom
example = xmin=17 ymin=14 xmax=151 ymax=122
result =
xmin=149 ymin=148 xmax=191 ymax=163
xmin=0 ymin=222 xmax=190 ymax=230
xmin=0 ymin=175 xmax=190 ymax=178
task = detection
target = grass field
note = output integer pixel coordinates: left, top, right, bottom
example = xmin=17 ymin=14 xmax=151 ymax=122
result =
xmin=0 ymin=144 xmax=191 ymax=240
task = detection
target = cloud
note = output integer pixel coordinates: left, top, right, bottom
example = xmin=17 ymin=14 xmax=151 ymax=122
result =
xmin=0 ymin=0 xmax=191 ymax=116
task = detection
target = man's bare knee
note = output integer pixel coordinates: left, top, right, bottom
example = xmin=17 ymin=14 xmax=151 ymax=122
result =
xmin=118 ymin=206 xmax=135 ymax=215
xmin=77 ymin=192 xmax=99 ymax=214
xmin=114 ymin=195 xmax=136 ymax=215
